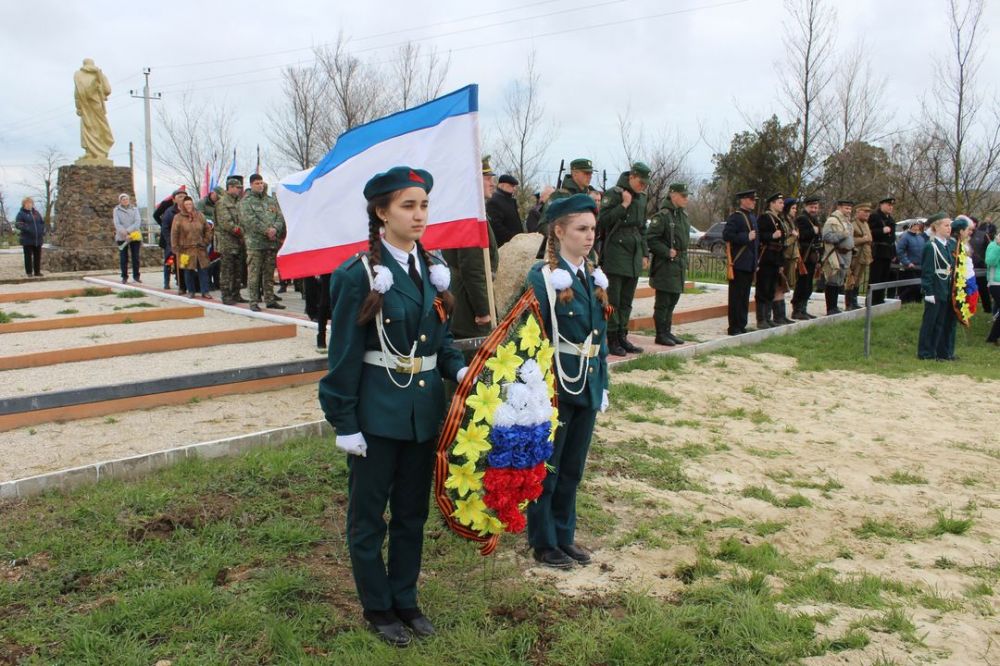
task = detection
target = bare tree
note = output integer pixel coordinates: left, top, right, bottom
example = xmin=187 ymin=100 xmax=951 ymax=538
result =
xmin=615 ymin=108 xmax=694 ymax=216
xmin=493 ymin=51 xmax=556 ymax=214
xmin=267 ymin=66 xmax=330 ymax=171
xmin=20 ymin=145 xmax=66 ymax=227
xmin=924 ymin=0 xmax=1000 ymax=214
xmin=779 ymin=0 xmax=837 ymax=194
xmin=315 ymin=37 xmax=391 ymax=136
xmin=156 ymin=92 xmax=236 ymax=194
xmin=826 ymin=40 xmax=889 ymax=151
xmin=392 ymin=42 xmax=451 ymax=110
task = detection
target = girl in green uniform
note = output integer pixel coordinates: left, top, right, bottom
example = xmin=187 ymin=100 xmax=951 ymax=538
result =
xmin=525 ymin=193 xmax=610 ymax=569
xmin=319 ymin=167 xmax=468 ymax=646
xmin=918 ymin=213 xmax=957 ymax=361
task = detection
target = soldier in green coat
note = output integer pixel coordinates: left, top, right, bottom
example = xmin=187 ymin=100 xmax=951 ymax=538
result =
xmin=214 ymin=177 xmax=246 ymax=305
xmin=240 ymin=174 xmax=286 ymax=311
xmin=442 ymin=156 xmax=499 ymax=342
xmin=319 ymin=166 xmax=468 ymax=646
xmin=598 ymin=161 xmax=650 ymax=356
xmin=645 ymin=183 xmax=690 ymax=346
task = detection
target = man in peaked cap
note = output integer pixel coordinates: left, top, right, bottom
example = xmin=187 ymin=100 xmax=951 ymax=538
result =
xmin=723 ymin=189 xmax=759 ymax=335
xmin=487 ymin=173 xmax=523 ymax=248
xmin=599 ymin=161 xmax=651 ymax=355
xmin=845 ymin=202 xmax=874 ymax=310
xmin=645 ymin=183 xmax=691 ymax=346
xmin=791 ymin=195 xmax=823 ymax=319
xmin=868 ymin=196 xmax=896 ymax=304
xmin=214 ymin=175 xmax=246 ymax=304
xmin=540 ymin=158 xmax=597 ymax=237
xmin=755 ymin=192 xmax=787 ymax=329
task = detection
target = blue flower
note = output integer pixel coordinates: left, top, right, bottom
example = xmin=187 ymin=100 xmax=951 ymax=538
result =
xmin=487 ymin=423 xmax=553 ymax=469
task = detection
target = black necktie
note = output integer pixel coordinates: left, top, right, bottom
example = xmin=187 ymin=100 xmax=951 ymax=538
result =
xmin=408 ymin=254 xmax=423 ymax=291
xmin=577 ymin=269 xmax=589 ymax=291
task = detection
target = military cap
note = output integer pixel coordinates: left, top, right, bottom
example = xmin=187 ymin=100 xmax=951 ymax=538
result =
xmin=668 ymin=183 xmax=689 ymax=195
xmin=856 ymin=202 xmax=873 ymax=211
xmin=630 ymin=161 xmax=651 ymax=181
xmin=172 ymin=188 xmax=186 ymax=197
xmin=481 ymin=155 xmax=494 ymax=176
xmin=544 ymin=192 xmax=597 ymax=222
xmin=363 ymin=166 xmax=434 ymax=201
xmin=879 ymin=196 xmax=896 ymax=205
xmin=226 ymin=175 xmax=244 ymax=188
xmin=836 ymin=198 xmax=855 ymax=206
xmin=766 ymin=192 xmax=784 ymax=205
xmin=735 ymin=189 xmax=757 ymax=200
xmin=925 ymin=211 xmax=949 ymax=226
xmin=498 ymin=174 xmax=519 ymax=186
xmin=783 ymin=197 xmax=799 ymax=207
xmin=952 ymin=215 xmax=972 ymax=232
xmin=569 ymin=158 xmax=593 ymax=172
xmin=802 ymin=195 xmax=822 ymax=205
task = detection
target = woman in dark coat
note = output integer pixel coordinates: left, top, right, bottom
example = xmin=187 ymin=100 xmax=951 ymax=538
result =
xmin=15 ymin=197 xmax=45 ymax=277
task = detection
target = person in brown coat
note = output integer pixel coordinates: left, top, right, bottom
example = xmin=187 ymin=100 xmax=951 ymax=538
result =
xmin=170 ymin=197 xmax=214 ymax=298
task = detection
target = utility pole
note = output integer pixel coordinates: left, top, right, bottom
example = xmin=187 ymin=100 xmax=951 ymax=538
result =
xmin=130 ymin=68 xmax=161 ymax=244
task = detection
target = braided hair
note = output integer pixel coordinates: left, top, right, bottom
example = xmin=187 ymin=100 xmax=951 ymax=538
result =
xmin=356 ymin=192 xmax=455 ymax=324
xmin=546 ymin=212 xmax=609 ymax=307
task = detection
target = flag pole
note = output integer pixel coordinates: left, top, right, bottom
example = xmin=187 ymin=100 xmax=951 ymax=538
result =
xmin=483 ymin=248 xmax=497 ymax=328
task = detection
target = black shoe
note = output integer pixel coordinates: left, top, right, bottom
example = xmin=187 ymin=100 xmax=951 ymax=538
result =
xmin=34 ymin=272 xmax=43 ymax=277
xmin=273 ymin=295 xmax=283 ymax=301
xmin=249 ymin=303 xmax=261 ymax=312
xmin=667 ymin=333 xmax=685 ymax=345
xmin=265 ymin=302 xmax=286 ymax=309
xmin=791 ymin=308 xmax=810 ymax=320
xmin=396 ymin=608 xmax=435 ymax=638
xmin=222 ymin=299 xmax=237 ymax=305
xmin=364 ymin=611 xmax=411 ymax=647
xmin=654 ymin=333 xmax=675 ymax=346
xmin=559 ymin=543 xmax=592 ymax=565
xmin=607 ymin=334 xmax=627 ymax=357
xmin=826 ymin=307 xmax=842 ymax=315
xmin=235 ymin=295 xmax=249 ymax=303
xmin=620 ymin=335 xmax=643 ymax=354
xmin=277 ymin=285 xmax=288 ymax=294
xmin=533 ymin=546 xmax=575 ymax=569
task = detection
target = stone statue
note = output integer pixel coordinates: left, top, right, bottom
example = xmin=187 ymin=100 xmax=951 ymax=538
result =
xmin=73 ymin=58 xmax=114 ymax=166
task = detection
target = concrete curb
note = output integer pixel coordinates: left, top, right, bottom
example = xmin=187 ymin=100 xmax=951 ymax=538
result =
xmin=1 ymin=420 xmax=331 ymax=501
xmin=83 ymin=276 xmax=318 ymax=330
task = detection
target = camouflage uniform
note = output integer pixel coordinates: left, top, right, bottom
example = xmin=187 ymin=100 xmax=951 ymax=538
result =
xmin=214 ymin=189 xmax=245 ymax=303
xmin=240 ymin=190 xmax=285 ymax=306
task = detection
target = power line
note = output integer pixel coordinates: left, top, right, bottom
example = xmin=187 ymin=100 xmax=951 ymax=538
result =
xmin=0 ymin=73 xmax=139 ymax=133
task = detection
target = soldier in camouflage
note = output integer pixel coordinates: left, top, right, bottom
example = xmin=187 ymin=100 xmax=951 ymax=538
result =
xmin=214 ymin=176 xmax=246 ymax=305
xmin=240 ymin=174 xmax=286 ymax=311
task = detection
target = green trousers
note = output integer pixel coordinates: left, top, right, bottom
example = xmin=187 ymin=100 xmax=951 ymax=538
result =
xmin=346 ymin=433 xmax=435 ymax=611
xmin=247 ymin=249 xmax=276 ymax=305
xmin=219 ymin=252 xmax=242 ymax=301
xmin=653 ymin=290 xmax=681 ymax=332
xmin=917 ymin=299 xmax=956 ymax=360
xmin=526 ymin=402 xmax=598 ymax=549
xmin=607 ymin=274 xmax=639 ymax=336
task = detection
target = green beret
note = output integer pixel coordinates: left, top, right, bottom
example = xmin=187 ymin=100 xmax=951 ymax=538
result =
xmin=668 ymin=183 xmax=689 ymax=195
xmin=570 ymin=158 xmax=593 ymax=172
xmin=226 ymin=176 xmax=243 ymax=188
xmin=951 ymin=216 xmax=969 ymax=232
xmin=363 ymin=166 xmax=433 ymax=201
xmin=630 ymin=161 xmax=651 ymax=180
xmin=544 ymin=193 xmax=597 ymax=222
xmin=925 ymin=211 xmax=949 ymax=226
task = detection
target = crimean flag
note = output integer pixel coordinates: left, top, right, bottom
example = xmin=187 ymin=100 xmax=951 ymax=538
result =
xmin=200 ymin=162 xmax=210 ymax=198
xmin=275 ymin=84 xmax=486 ymax=279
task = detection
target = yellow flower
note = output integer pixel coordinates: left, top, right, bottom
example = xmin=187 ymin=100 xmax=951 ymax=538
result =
xmin=466 ymin=382 xmax=502 ymax=424
xmin=549 ymin=407 xmax=560 ymax=441
xmin=518 ymin=315 xmax=542 ymax=355
xmin=452 ymin=493 xmax=487 ymax=527
xmin=453 ymin=423 xmax=491 ymax=462
xmin=485 ymin=341 xmax=523 ymax=384
xmin=478 ymin=515 xmax=505 ymax=536
xmin=445 ymin=460 xmax=484 ymax=497
xmin=535 ymin=339 xmax=554 ymax=374
xmin=545 ymin=375 xmax=555 ymax=399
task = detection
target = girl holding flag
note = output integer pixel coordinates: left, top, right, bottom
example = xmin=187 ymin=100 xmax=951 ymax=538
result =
xmin=319 ymin=166 xmax=468 ymax=647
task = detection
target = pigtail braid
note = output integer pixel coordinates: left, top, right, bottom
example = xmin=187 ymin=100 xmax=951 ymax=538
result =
xmin=547 ymin=221 xmax=575 ymax=304
xmin=585 ymin=257 xmax=609 ymax=307
xmin=418 ymin=241 xmax=454 ymax=315
xmin=356 ymin=202 xmax=388 ymax=325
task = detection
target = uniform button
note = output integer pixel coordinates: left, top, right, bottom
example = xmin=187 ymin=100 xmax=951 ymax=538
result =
xmin=384 ymin=317 xmax=391 ymax=324
xmin=593 ymin=329 xmax=599 ymax=335
xmin=418 ymin=379 xmax=426 ymax=387
xmin=568 ymin=311 xmax=574 ymax=316
xmin=588 ymin=367 xmax=594 ymax=373
xmin=419 ymin=334 xmax=427 ymax=342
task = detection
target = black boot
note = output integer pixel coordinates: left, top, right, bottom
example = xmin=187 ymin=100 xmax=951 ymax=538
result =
xmin=619 ymin=332 xmax=643 ymax=354
xmin=163 ymin=266 xmax=171 ymax=290
xmin=844 ymin=289 xmax=858 ymax=311
xmin=772 ymin=300 xmax=793 ymax=325
xmin=790 ymin=302 xmax=809 ymax=320
xmin=756 ymin=302 xmax=773 ymax=329
xmin=607 ymin=333 xmax=627 ymax=357
xmin=654 ymin=323 xmax=675 ymax=346
xmin=825 ymin=286 xmax=842 ymax=315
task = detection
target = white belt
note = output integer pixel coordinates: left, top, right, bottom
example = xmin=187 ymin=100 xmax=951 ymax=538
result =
xmin=363 ymin=351 xmax=437 ymax=374
xmin=557 ymin=340 xmax=600 ymax=358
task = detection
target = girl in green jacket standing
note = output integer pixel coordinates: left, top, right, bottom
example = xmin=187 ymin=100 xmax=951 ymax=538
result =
xmin=319 ymin=167 xmax=468 ymax=647
xmin=525 ymin=194 xmax=610 ymax=569
xmin=918 ymin=213 xmax=957 ymax=360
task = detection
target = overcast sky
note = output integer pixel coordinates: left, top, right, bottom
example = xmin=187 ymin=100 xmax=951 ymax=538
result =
xmin=1 ymin=0 xmax=998 ymax=209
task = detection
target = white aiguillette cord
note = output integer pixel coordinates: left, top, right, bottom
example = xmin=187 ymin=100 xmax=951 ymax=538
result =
xmin=541 ymin=265 xmax=592 ymax=396
xmin=361 ymin=255 xmax=418 ymax=389
xmin=931 ymin=238 xmax=953 ymax=282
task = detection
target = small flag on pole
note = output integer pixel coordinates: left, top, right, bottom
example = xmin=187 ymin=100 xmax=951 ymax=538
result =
xmin=200 ymin=162 xmax=210 ymax=198
xmin=227 ymin=149 xmax=237 ymax=178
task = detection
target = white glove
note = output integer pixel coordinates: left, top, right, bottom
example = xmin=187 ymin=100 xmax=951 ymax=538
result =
xmin=456 ymin=366 xmax=469 ymax=383
xmin=601 ymin=389 xmax=609 ymax=413
xmin=336 ymin=432 xmax=367 ymax=457
xmin=924 ymin=295 xmax=936 ymax=304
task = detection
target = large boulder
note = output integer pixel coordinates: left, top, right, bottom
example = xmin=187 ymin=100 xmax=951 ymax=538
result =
xmin=494 ymin=232 xmax=544 ymax=318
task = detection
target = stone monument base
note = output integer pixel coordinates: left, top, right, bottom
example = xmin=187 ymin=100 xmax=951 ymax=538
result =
xmin=44 ymin=245 xmax=164 ymax=274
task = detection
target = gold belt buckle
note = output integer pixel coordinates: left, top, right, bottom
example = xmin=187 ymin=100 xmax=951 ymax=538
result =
xmin=394 ymin=356 xmax=422 ymax=374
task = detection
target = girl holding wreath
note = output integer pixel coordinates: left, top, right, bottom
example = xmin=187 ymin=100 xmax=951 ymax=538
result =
xmin=525 ymin=193 xmax=610 ymax=569
xmin=319 ymin=166 xmax=469 ymax=647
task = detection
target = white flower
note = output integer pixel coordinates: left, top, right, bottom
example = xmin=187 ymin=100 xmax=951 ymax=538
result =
xmin=371 ymin=264 xmax=394 ymax=294
xmin=518 ymin=359 xmax=544 ymax=385
xmin=428 ymin=263 xmax=451 ymax=292
xmin=550 ymin=268 xmax=573 ymax=290
xmin=592 ymin=267 xmax=609 ymax=289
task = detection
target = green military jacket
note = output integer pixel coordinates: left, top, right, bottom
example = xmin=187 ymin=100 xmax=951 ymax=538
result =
xmin=921 ymin=237 xmax=956 ymax=301
xmin=598 ymin=172 xmax=648 ymax=277
xmin=213 ymin=192 xmax=243 ymax=255
xmin=526 ymin=258 xmax=609 ymax=411
xmin=318 ymin=245 xmax=466 ymax=442
xmin=646 ymin=201 xmax=690 ymax=293
xmin=196 ymin=187 xmax=223 ymax=221
xmin=442 ymin=215 xmax=499 ymax=339
xmin=539 ymin=175 xmax=595 ymax=237
xmin=240 ymin=191 xmax=285 ymax=251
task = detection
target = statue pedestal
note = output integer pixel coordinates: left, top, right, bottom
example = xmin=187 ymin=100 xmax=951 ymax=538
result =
xmin=46 ymin=165 xmax=159 ymax=272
